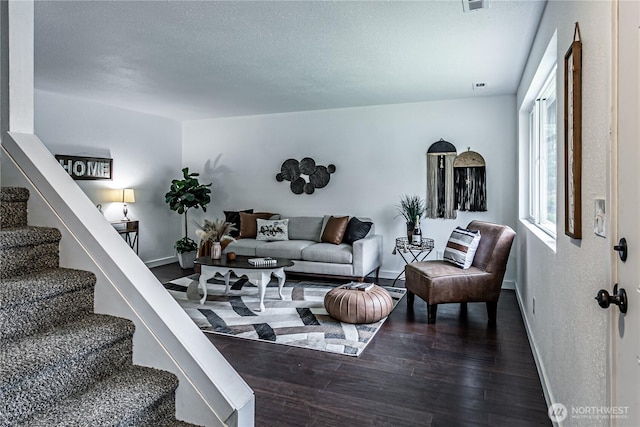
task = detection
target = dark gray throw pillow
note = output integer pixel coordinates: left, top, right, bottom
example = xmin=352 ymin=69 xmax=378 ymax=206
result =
xmin=224 ymin=209 xmax=253 ymax=237
xmin=343 ymin=217 xmax=373 ymax=245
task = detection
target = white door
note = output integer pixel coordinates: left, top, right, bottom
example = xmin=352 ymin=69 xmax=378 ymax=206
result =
xmin=611 ymin=1 xmax=640 ymax=425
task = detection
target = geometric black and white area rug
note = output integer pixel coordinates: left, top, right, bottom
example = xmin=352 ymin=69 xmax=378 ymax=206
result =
xmin=163 ymin=274 xmax=406 ymax=357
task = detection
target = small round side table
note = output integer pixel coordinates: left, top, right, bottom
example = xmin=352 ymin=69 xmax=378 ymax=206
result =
xmin=391 ymin=237 xmax=434 ymax=287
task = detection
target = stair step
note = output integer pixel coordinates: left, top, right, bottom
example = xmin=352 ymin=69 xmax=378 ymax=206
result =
xmin=0 ymin=188 xmax=193 ymax=425
xmin=0 ymin=187 xmax=29 ymax=202
xmin=0 ymin=314 xmax=135 ymax=423
xmin=0 ymin=268 xmax=96 ymax=342
xmin=22 ymin=365 xmax=180 ymax=426
xmin=0 ymin=226 xmax=61 ymax=279
xmin=0 ymin=187 xmax=29 ymax=228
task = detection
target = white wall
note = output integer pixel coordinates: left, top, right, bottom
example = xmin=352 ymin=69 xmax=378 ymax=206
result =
xmin=34 ymin=90 xmax=183 ymax=266
xmin=516 ymin=1 xmax=611 ymax=424
xmin=182 ymin=96 xmax=518 ymax=281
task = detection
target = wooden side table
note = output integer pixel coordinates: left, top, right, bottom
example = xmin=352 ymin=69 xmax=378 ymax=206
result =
xmin=111 ymin=220 xmax=139 ymax=254
xmin=391 ymin=237 xmax=434 ymax=286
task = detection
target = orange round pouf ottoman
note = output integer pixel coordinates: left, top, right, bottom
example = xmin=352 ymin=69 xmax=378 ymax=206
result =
xmin=324 ymin=284 xmax=393 ymax=324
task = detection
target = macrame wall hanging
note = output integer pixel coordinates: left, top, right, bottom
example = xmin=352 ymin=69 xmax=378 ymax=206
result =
xmin=426 ymin=139 xmax=457 ymax=219
xmin=453 ymin=148 xmax=487 ymax=212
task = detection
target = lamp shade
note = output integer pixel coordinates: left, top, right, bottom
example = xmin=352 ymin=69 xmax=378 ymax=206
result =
xmin=122 ymin=188 xmax=135 ymax=203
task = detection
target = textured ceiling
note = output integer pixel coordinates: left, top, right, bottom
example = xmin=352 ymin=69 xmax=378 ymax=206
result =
xmin=34 ymin=1 xmax=546 ymax=121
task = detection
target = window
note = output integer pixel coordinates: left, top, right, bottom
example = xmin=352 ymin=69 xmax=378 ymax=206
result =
xmin=529 ymin=67 xmax=557 ymax=237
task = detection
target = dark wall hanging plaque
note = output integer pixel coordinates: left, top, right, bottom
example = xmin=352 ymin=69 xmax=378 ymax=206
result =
xmin=55 ymin=155 xmax=113 ymax=180
xmin=276 ymin=157 xmax=336 ymax=194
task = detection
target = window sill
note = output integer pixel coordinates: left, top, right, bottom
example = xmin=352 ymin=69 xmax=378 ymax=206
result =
xmin=520 ymin=218 xmax=557 ymax=253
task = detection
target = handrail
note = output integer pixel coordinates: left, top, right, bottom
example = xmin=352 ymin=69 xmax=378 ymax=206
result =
xmin=3 ymin=132 xmax=254 ymax=426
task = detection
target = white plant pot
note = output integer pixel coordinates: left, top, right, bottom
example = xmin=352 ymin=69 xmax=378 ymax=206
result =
xmin=177 ymin=251 xmax=196 ymax=269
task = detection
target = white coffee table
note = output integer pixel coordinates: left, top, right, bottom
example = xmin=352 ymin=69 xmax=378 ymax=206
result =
xmin=194 ymin=255 xmax=295 ymax=311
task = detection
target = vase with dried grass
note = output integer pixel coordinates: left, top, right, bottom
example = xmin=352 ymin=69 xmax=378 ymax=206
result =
xmin=195 ymin=219 xmax=237 ymax=260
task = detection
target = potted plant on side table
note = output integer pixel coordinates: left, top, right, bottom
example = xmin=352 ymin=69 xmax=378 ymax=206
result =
xmin=165 ymin=167 xmax=212 ymax=269
xmin=396 ymin=194 xmax=426 ymax=241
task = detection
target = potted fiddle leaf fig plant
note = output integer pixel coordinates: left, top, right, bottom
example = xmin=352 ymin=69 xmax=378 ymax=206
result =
xmin=165 ymin=167 xmax=212 ymax=268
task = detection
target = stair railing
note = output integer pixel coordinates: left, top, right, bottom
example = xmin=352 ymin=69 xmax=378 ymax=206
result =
xmin=2 ymin=132 xmax=254 ymax=427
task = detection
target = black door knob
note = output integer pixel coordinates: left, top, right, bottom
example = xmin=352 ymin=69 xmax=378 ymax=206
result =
xmin=613 ymin=238 xmax=628 ymax=262
xmin=595 ymin=284 xmax=628 ymax=314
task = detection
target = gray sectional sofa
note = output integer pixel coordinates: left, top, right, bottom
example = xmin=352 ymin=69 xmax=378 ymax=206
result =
xmin=223 ymin=216 xmax=382 ymax=281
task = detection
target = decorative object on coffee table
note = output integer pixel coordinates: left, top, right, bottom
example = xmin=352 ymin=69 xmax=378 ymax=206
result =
xmin=211 ymin=242 xmax=222 ymax=260
xmin=195 ymin=218 xmax=236 ymax=260
xmin=426 ymin=138 xmax=457 ymax=219
xmin=324 ymin=284 xmax=393 ymax=324
xmin=276 ymin=157 xmax=336 ymax=194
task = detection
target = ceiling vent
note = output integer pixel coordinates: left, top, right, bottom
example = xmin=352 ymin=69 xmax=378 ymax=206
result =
xmin=472 ymin=82 xmax=488 ymax=91
xmin=462 ymin=0 xmax=489 ymax=12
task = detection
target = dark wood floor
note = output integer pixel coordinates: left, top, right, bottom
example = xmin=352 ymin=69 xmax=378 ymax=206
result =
xmin=152 ymin=263 xmax=551 ymax=426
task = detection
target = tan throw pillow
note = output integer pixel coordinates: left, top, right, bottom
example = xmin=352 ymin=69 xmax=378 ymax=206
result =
xmin=239 ymin=212 xmax=273 ymax=238
xmin=321 ymin=216 xmax=349 ymax=245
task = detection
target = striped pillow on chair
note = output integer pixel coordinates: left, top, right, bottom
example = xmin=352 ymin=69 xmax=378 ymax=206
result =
xmin=443 ymin=227 xmax=481 ymax=269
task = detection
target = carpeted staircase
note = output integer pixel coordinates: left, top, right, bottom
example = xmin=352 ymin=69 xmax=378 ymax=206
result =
xmin=0 ymin=187 xmax=198 ymax=426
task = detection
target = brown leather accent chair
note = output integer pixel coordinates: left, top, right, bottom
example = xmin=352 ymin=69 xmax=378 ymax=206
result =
xmin=404 ymin=221 xmax=515 ymax=324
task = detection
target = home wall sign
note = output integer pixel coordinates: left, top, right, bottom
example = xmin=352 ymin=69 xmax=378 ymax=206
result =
xmin=276 ymin=157 xmax=336 ymax=195
xmin=55 ymin=155 xmax=113 ymax=180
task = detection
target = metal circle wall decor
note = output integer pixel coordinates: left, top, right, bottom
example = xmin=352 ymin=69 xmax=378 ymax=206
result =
xmin=276 ymin=157 xmax=336 ymax=195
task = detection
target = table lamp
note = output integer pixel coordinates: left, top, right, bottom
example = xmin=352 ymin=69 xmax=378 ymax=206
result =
xmin=120 ymin=188 xmax=135 ymax=220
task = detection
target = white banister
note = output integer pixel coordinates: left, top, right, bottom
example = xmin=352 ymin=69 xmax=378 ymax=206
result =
xmin=3 ymin=132 xmax=254 ymax=426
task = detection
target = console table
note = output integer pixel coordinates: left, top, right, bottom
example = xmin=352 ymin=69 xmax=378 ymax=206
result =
xmin=391 ymin=237 xmax=434 ymax=286
xmin=110 ymin=220 xmax=139 ymax=254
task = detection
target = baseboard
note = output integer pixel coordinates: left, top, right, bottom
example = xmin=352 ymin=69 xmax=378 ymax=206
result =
xmin=145 ymin=256 xmax=177 ymax=269
xmin=502 ymin=280 xmax=515 ymax=290
xmin=378 ymin=269 xmax=400 ymax=280
xmin=515 ymin=284 xmax=555 ymax=424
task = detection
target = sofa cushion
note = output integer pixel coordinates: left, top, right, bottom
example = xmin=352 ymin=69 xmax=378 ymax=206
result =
xmin=255 ymin=240 xmax=315 ymax=260
xmin=284 ymin=216 xmax=324 ymax=241
xmin=302 ymin=243 xmax=353 ymax=264
xmin=343 ymin=217 xmax=373 ymax=245
xmin=223 ymin=239 xmax=266 ymax=257
xmin=224 ymin=209 xmax=253 ymax=238
xmin=256 ymin=218 xmax=289 ymax=241
xmin=321 ymin=216 xmax=349 ymax=245
xmin=239 ymin=212 xmax=273 ymax=238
